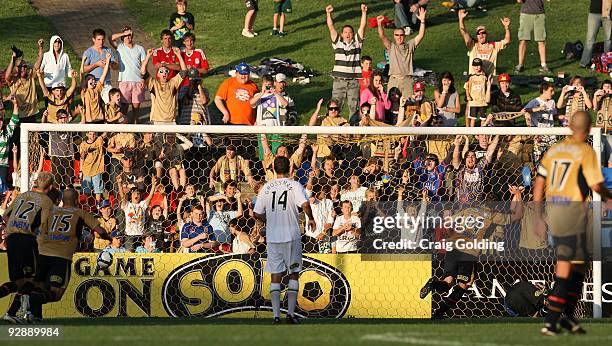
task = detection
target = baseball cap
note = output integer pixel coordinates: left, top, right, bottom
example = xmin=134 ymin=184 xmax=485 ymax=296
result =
xmin=111 ymin=230 xmax=123 ymax=238
xmin=51 ymin=82 xmax=66 ymax=90
xmin=413 ymin=81 xmax=426 ymax=92
xmin=235 ymin=62 xmax=250 ymax=75
xmin=274 ymin=73 xmax=287 ymax=83
xmin=475 ymin=25 xmax=487 ymax=34
xmin=498 ymin=73 xmax=511 ymax=83
xmin=98 ymin=199 xmax=111 ymax=209
xmin=472 ymin=58 xmax=483 ymax=67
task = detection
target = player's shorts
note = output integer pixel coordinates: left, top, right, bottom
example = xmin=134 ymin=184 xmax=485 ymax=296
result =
xmin=119 ymin=81 xmax=145 ymax=104
xmin=35 ymin=255 xmax=71 ymax=289
xmin=82 ymin=173 xmax=104 ymax=195
xmin=467 ymin=106 xmax=487 ymax=120
xmin=245 ymin=0 xmax=259 ymax=11
xmin=6 ymin=233 xmax=38 ymax=281
xmin=518 ymin=13 xmax=546 ymax=42
xmin=274 ymin=0 xmax=292 ymax=14
xmin=443 ymin=250 xmax=476 ymax=284
xmin=265 ymin=239 xmax=302 ymax=274
xmin=553 ymin=233 xmax=588 ymax=261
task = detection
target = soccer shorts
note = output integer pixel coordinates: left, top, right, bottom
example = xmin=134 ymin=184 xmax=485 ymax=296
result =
xmin=6 ymin=233 xmax=38 ymax=281
xmin=467 ymin=106 xmax=487 ymax=120
xmin=265 ymin=239 xmax=302 ymax=274
xmin=553 ymin=233 xmax=588 ymax=261
xmin=245 ymin=0 xmax=259 ymax=11
xmin=274 ymin=0 xmax=292 ymax=14
xmin=442 ymin=250 xmax=476 ymax=284
xmin=35 ymin=255 xmax=72 ymax=289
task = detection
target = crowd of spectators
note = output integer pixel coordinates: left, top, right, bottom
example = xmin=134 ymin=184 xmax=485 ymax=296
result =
xmin=0 ymin=1 xmax=610 ymax=256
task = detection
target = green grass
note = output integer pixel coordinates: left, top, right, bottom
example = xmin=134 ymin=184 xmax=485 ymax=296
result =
xmin=124 ymin=0 xmax=604 ymax=123
xmin=4 ymin=318 xmax=612 ymax=346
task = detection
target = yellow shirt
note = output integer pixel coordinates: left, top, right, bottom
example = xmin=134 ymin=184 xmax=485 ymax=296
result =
xmin=81 ymin=83 xmax=105 ymax=123
xmin=147 ymin=73 xmax=184 ymax=122
xmin=38 ymin=206 xmax=100 ymax=260
xmin=3 ymin=191 xmax=54 ymax=237
xmin=9 ymin=74 xmax=38 ymax=118
xmin=94 ymin=216 xmax=117 ymax=250
xmin=46 ymin=89 xmax=75 ymax=123
xmin=79 ymin=135 xmax=105 ymax=177
xmin=108 ymin=133 xmax=137 ymax=161
xmin=468 ymin=40 xmax=507 ymax=76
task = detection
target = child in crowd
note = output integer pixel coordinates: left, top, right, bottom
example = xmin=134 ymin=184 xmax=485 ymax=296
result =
xmin=465 ymin=58 xmax=491 ymax=127
xmin=271 ymin=0 xmax=292 ymax=37
xmin=169 ymin=0 xmax=195 ymax=47
xmin=359 ymin=55 xmax=373 ymax=92
xmin=105 ymin=88 xmax=127 ymax=123
xmin=79 ymin=53 xmax=111 ymax=123
xmin=95 ymin=200 xmax=117 ymax=252
xmin=37 ymin=69 xmax=78 ymax=123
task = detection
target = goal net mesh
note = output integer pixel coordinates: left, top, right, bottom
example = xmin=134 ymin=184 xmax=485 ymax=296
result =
xmin=17 ymin=125 xmax=599 ymax=319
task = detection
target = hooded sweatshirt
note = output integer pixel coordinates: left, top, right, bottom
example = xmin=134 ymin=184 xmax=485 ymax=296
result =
xmin=40 ymin=35 xmax=72 ymax=88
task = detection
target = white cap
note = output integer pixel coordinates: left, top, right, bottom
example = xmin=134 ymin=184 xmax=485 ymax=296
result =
xmin=275 ymin=73 xmax=287 ymax=83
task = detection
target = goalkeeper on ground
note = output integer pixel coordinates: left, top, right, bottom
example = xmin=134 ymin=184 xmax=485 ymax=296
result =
xmin=504 ymin=281 xmax=548 ymax=317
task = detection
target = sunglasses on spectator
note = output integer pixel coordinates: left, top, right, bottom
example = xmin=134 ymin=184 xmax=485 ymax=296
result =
xmin=328 ymin=107 xmax=339 ymax=111
xmin=394 ymin=34 xmax=405 ymax=37
xmin=477 ymin=31 xmax=487 ymax=35
xmin=158 ymin=68 xmax=170 ymax=75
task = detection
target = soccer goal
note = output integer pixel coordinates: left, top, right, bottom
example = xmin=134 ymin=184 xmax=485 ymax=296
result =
xmin=16 ymin=123 xmax=605 ymax=319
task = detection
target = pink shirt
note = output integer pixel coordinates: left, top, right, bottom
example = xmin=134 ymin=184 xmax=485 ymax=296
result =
xmin=360 ymin=88 xmax=391 ymax=122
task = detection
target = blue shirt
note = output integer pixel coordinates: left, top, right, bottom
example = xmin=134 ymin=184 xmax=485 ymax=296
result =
xmin=116 ymin=42 xmax=146 ymax=82
xmin=83 ymin=46 xmax=116 ymax=85
xmin=413 ymin=159 xmax=447 ymax=201
xmin=180 ymin=221 xmax=215 ymax=252
xmin=135 ymin=246 xmax=161 ymax=253
xmin=105 ymin=246 xmax=128 ymax=253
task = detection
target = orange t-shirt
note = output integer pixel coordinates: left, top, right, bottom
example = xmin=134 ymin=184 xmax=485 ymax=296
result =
xmin=215 ymin=77 xmax=259 ymax=125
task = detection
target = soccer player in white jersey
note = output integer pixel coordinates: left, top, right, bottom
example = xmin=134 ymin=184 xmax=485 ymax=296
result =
xmin=253 ymin=156 xmax=316 ymax=325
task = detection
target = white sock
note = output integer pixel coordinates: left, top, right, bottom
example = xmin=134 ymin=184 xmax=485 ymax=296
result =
xmin=287 ymin=279 xmax=299 ymax=316
xmin=541 ymin=63 xmax=547 ymax=67
xmin=270 ymin=283 xmax=281 ymax=318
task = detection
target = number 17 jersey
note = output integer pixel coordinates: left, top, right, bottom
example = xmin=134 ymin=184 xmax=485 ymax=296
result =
xmin=253 ymin=178 xmax=308 ymax=243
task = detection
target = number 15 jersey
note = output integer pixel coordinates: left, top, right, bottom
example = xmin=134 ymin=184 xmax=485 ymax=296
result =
xmin=254 ymin=178 xmax=308 ymax=243
xmin=38 ymin=206 xmax=100 ymax=260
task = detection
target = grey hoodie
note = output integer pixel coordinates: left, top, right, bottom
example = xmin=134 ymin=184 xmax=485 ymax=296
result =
xmin=40 ymin=35 xmax=72 ymax=88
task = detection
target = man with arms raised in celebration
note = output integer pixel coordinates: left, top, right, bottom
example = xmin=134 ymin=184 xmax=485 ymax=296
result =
xmin=534 ymin=110 xmax=612 ymax=335
xmin=253 ymin=156 xmax=316 ymax=325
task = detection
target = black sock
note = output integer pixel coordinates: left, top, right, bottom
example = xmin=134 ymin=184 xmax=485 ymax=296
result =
xmin=0 ymin=282 xmax=17 ymax=299
xmin=29 ymin=290 xmax=50 ymax=319
xmin=433 ymin=280 xmax=451 ymax=293
xmin=565 ymin=271 xmax=585 ymax=320
xmin=437 ymin=286 xmax=467 ymax=316
xmin=7 ymin=294 xmax=21 ymax=316
xmin=17 ymin=281 xmax=34 ymax=295
xmin=545 ymin=276 xmax=570 ymax=326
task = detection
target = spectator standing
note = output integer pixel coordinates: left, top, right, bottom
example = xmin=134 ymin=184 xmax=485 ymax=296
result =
xmin=580 ymin=0 xmax=612 ymax=68
xmin=46 ymin=110 xmax=75 ymax=188
xmin=458 ymin=9 xmax=511 ymax=76
xmin=94 ymin=200 xmax=117 ymax=252
xmin=206 ymin=190 xmax=243 ymax=245
xmin=79 ymin=132 xmax=106 ymax=203
xmin=242 ymin=0 xmax=259 ymax=38
xmin=434 ymin=71 xmax=461 ymax=127
xmin=394 ymin=0 xmax=429 ymax=35
xmin=326 ymin=4 xmax=368 ymax=118
xmin=340 ymin=175 xmax=368 ymax=212
xmin=36 ymin=70 xmax=77 ymax=123
xmin=557 ymin=76 xmax=593 ymax=126
xmin=117 ymin=176 xmax=157 ymax=251
xmin=0 ymin=98 xmax=19 ymax=193
xmin=180 ymin=205 xmax=219 ymax=252
xmin=273 ymin=73 xmax=296 ymax=124
xmin=465 ymin=58 xmax=492 ymax=127
xmin=82 ymin=29 xmax=118 ymax=102
xmin=272 ymin=0 xmax=292 ymax=37
xmin=152 ymin=30 xmax=181 ymax=79
xmin=215 ymin=63 xmax=259 ymax=125
xmin=37 ymin=35 xmax=72 ymax=90
xmin=305 ymin=188 xmax=334 ymax=253
xmin=252 ymin=74 xmax=289 ymax=126
xmin=5 ymin=46 xmax=40 ymax=122
xmin=169 ymin=0 xmax=195 ymax=47
xmin=141 ymin=47 xmax=187 ymax=124
xmin=110 ymin=26 xmax=147 ymax=124
xmin=79 ymin=53 xmax=111 ymax=124
xmin=179 ymin=33 xmax=209 ymax=100
xmin=359 ymin=56 xmax=373 ymax=93
xmin=376 ymin=8 xmax=427 ymax=97
xmin=451 ymin=134 xmax=499 ymax=204
xmin=145 ymin=205 xmax=170 ymax=252
xmin=332 ymin=200 xmax=361 ymax=253
xmin=178 ymin=69 xmax=210 ymax=125
xmin=515 ymin=0 xmax=549 ymax=73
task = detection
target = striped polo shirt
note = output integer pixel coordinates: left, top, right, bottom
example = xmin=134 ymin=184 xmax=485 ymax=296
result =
xmin=331 ymin=34 xmax=363 ymax=79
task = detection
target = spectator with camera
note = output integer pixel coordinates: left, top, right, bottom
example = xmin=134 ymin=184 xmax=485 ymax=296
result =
xmin=251 ymin=74 xmax=289 ymax=126
xmin=178 ymin=33 xmax=209 ymax=101
xmin=594 ymin=80 xmax=612 ymax=166
xmin=109 ymin=26 xmax=147 ymax=124
xmin=273 ymin=74 xmax=296 ymax=124
xmin=6 ymin=41 xmax=41 ymax=122
xmin=556 ymin=76 xmax=593 ymax=126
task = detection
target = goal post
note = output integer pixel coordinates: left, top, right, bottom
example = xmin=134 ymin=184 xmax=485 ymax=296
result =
xmin=18 ymin=123 xmax=605 ymax=318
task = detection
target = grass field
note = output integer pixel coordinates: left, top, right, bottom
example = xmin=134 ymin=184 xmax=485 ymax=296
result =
xmin=3 ymin=318 xmax=611 ymax=345
xmin=124 ymin=0 xmax=605 ymax=121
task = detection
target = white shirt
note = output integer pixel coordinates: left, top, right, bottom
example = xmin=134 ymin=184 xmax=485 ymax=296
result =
xmin=253 ymin=178 xmax=308 ymax=243
xmin=40 ymin=35 xmax=72 ymax=88
xmin=305 ymin=198 xmax=334 ymax=238
xmin=122 ymin=200 xmax=148 ymax=236
xmin=333 ymin=215 xmax=361 ymax=253
xmin=232 ymin=233 xmax=255 ymax=254
xmin=340 ymin=186 xmax=368 ymax=212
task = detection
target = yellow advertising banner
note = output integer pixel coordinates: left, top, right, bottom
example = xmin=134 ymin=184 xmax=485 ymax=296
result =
xmin=0 ymin=253 xmax=431 ymax=318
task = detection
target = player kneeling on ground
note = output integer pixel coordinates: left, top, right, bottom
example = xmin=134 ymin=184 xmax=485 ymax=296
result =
xmin=13 ymin=188 xmax=110 ymax=322
xmin=504 ymin=281 xmax=548 ymax=317
xmin=534 ymin=110 xmax=612 ymax=336
xmin=253 ymin=156 xmax=316 ymax=325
